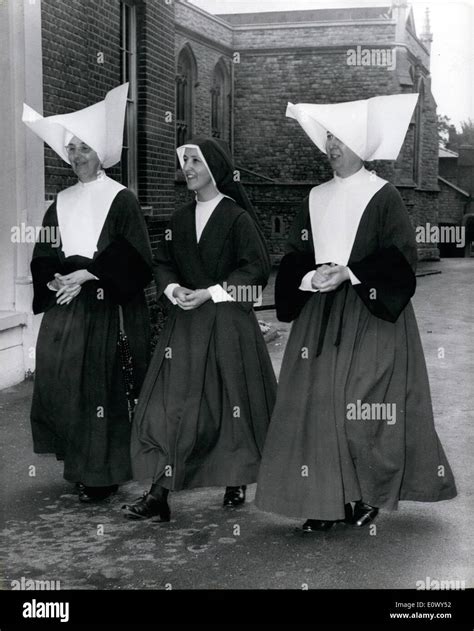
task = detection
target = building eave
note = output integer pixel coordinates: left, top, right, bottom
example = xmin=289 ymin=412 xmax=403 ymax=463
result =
xmin=438 ymin=176 xmax=470 ymax=197
xmin=228 ymin=19 xmax=396 ymax=31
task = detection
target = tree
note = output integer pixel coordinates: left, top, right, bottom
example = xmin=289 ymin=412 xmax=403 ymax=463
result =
xmin=438 ymin=115 xmax=474 ymax=150
xmin=459 ymin=119 xmax=474 ymax=146
xmin=437 ymin=114 xmax=452 ymax=148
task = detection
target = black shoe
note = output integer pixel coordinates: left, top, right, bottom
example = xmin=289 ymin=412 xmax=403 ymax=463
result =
xmin=223 ymin=485 xmax=246 ymax=507
xmin=352 ymin=500 xmax=379 ymax=527
xmin=78 ymin=484 xmax=118 ymax=503
xmin=302 ymin=519 xmax=335 ymax=532
xmin=343 ymin=502 xmax=353 ymax=523
xmin=121 ymin=492 xmax=171 ymax=521
xmin=302 ymin=503 xmax=353 ymax=532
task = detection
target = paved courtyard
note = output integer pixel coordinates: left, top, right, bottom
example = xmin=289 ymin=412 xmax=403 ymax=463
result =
xmin=0 ymin=259 xmax=472 ymax=591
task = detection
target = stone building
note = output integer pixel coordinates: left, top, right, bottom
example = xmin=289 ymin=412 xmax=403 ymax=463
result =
xmin=175 ymin=1 xmax=440 ymax=262
xmin=0 ymin=0 xmax=441 ymax=388
xmin=438 ymin=146 xmax=474 ymax=257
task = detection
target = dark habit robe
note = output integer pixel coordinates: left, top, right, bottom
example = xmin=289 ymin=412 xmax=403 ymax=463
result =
xmin=255 ymin=182 xmax=457 ymax=520
xmin=130 ymin=196 xmax=277 ymax=490
xmin=30 ymin=189 xmax=153 ymax=486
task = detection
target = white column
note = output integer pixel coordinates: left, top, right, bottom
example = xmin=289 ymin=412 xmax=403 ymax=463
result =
xmin=0 ymin=0 xmax=44 ymax=387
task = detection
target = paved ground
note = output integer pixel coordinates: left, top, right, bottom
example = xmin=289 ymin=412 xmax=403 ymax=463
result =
xmin=0 ymin=259 xmax=472 ymax=590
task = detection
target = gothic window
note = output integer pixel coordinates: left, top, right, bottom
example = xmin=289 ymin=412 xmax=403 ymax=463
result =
xmin=211 ymin=60 xmax=230 ymax=141
xmin=176 ymin=45 xmax=196 ymax=151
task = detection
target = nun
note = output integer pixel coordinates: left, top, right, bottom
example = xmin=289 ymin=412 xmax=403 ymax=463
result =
xmin=23 ymin=84 xmax=153 ymax=502
xmin=122 ymin=136 xmax=277 ymax=520
xmin=255 ymin=94 xmax=457 ymax=531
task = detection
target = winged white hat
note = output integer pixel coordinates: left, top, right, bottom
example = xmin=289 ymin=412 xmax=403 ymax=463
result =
xmin=286 ymin=93 xmax=419 ymax=161
xmin=22 ymin=83 xmax=129 ymax=169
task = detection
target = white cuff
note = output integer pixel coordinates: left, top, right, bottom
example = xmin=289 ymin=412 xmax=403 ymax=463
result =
xmin=347 ymin=268 xmax=361 ymax=285
xmin=299 ymin=270 xmax=318 ymax=292
xmin=208 ymin=284 xmax=235 ymax=303
xmin=164 ymin=283 xmax=180 ymax=304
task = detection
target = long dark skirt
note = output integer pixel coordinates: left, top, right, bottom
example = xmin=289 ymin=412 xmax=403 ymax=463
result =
xmin=131 ymin=301 xmax=277 ymax=490
xmin=255 ymin=287 xmax=457 ymax=520
xmin=31 ymin=272 xmax=150 ymax=487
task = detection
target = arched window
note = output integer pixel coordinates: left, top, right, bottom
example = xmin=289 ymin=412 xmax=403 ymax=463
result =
xmin=176 ymin=45 xmax=197 ymax=150
xmin=210 ymin=60 xmax=230 ymax=141
xmin=272 ymin=216 xmax=282 ymax=236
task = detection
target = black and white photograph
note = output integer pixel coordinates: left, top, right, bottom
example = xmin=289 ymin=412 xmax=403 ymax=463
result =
xmin=0 ymin=0 xmax=472 ymax=626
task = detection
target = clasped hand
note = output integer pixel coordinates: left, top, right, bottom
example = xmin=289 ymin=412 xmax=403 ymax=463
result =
xmin=311 ymin=264 xmax=350 ymax=293
xmin=173 ymin=287 xmax=211 ymax=310
xmin=50 ymin=269 xmax=96 ymax=305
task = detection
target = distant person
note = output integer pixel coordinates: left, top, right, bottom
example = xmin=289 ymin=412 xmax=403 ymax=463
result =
xmin=255 ymin=94 xmax=457 ymax=531
xmin=23 ymin=84 xmax=153 ymax=503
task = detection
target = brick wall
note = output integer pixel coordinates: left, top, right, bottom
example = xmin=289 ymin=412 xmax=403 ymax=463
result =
xmin=41 ymin=0 xmax=176 ymax=212
xmin=405 ymin=28 xmax=430 ymax=70
xmin=417 ymin=85 xmax=439 ymax=190
xmin=176 ymin=1 xmax=233 ymax=47
xmin=438 ymin=181 xmax=469 ymax=225
xmin=232 ymin=23 xmax=396 ymax=50
xmin=439 ymin=158 xmax=459 ymax=183
xmin=232 ymin=50 xmax=399 ymax=182
xmin=399 ymin=187 xmax=439 ymax=259
xmin=137 ymin=0 xmax=176 ymax=265
xmin=41 ymin=0 xmax=122 ymax=197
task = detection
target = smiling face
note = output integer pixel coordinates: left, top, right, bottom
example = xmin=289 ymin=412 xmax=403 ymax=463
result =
xmin=182 ymin=147 xmax=218 ymax=201
xmin=66 ymin=136 xmax=102 ymax=183
xmin=325 ymin=132 xmax=363 ymax=178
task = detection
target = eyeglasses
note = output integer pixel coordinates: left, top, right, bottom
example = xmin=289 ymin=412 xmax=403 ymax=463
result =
xmin=65 ymin=144 xmax=93 ymax=155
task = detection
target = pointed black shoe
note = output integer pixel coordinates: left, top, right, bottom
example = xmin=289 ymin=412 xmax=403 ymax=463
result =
xmin=223 ymin=485 xmax=246 ymax=507
xmin=78 ymin=484 xmax=118 ymax=503
xmin=352 ymin=500 xmax=379 ymax=527
xmin=302 ymin=504 xmax=353 ymax=532
xmin=121 ymin=492 xmax=171 ymax=521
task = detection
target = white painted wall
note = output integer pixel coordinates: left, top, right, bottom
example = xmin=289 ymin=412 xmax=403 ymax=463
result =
xmin=0 ymin=0 xmax=45 ymax=390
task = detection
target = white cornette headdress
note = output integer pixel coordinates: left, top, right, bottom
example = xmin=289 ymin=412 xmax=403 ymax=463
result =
xmin=22 ymin=83 xmax=129 ymax=168
xmin=286 ymin=93 xmax=419 ymax=161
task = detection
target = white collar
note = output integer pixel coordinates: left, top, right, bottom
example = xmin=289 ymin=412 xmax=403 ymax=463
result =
xmin=309 ymin=168 xmax=387 ymax=265
xmin=196 ymin=192 xmax=224 ymax=207
xmin=333 ymin=166 xmax=369 ymax=187
xmin=57 ymin=174 xmax=125 ymax=259
xmin=77 ymin=169 xmax=107 ymax=188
